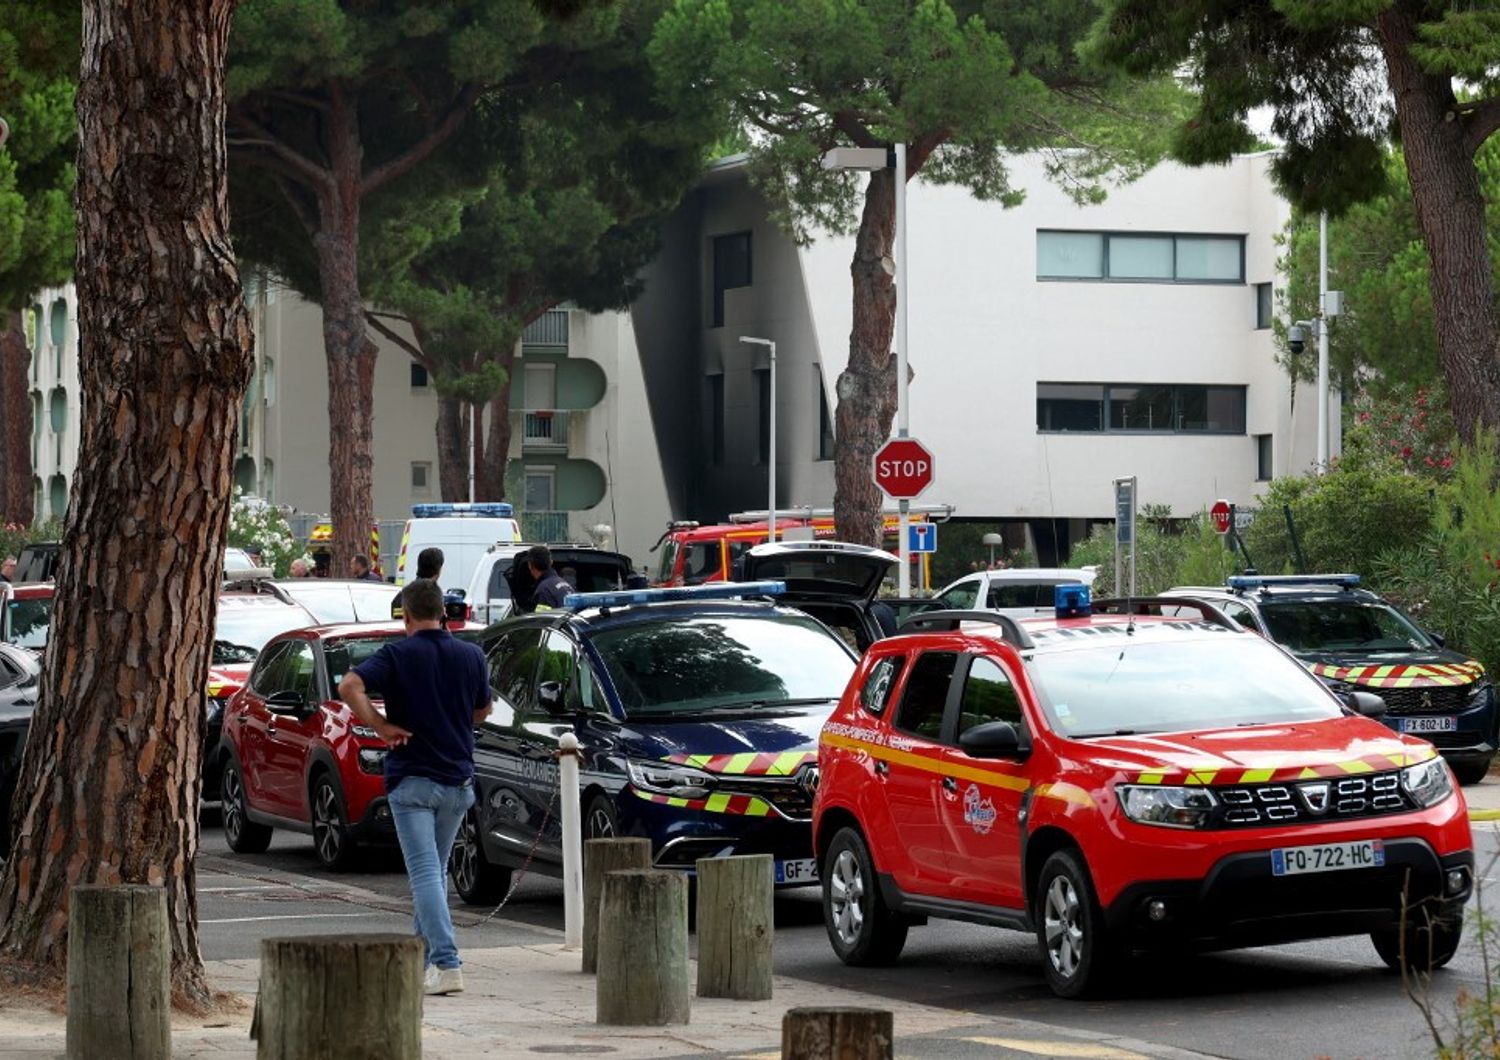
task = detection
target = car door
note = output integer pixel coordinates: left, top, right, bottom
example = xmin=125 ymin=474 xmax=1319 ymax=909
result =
xmin=507 ymin=629 xmax=582 ymax=859
xmin=880 ymin=649 xmax=964 ymax=894
xmin=934 ymin=654 xmax=1029 ymax=908
xmin=474 ymin=624 xmax=548 ymax=860
xmin=256 ymin=639 xmax=321 ymax=820
xmin=235 ymin=641 xmax=290 ymax=808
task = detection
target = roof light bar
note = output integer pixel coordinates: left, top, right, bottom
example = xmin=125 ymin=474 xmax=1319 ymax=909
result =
xmin=1228 ymin=574 xmax=1361 ymax=591
xmin=564 ymin=580 xmax=787 ymax=610
xmin=412 ymin=502 xmax=514 ymax=518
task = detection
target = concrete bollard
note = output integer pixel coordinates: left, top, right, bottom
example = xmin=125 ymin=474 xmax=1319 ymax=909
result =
xmin=582 ymin=837 xmax=653 ymax=974
xmin=782 ymin=1007 xmax=894 ymax=1060
xmin=595 ymin=869 xmax=690 ymax=1025
xmin=253 ymin=934 xmax=422 ymax=1060
xmin=696 ymin=854 xmax=774 ymax=1000
xmin=66 ymin=885 xmax=171 ymax=1060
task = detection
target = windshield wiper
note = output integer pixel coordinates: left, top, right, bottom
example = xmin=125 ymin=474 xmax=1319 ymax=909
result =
xmin=1073 ymin=728 xmax=1141 ymax=738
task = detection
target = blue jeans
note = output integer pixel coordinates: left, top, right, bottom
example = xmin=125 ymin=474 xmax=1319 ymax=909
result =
xmin=387 ymin=775 xmax=475 ymax=969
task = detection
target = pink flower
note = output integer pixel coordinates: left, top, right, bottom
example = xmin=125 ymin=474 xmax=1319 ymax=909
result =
xmin=1401 ymin=446 xmax=1413 ymax=458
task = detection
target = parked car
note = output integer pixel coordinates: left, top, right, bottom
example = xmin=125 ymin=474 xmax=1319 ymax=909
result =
xmin=0 ymin=642 xmax=41 ymax=859
xmin=740 ymin=540 xmax=899 ymax=652
xmin=464 ymin=544 xmax=634 ymax=625
xmin=394 ymin=502 xmax=522 ymax=593
xmin=924 ymin=567 xmax=1097 ymax=617
xmin=813 ymin=597 xmax=1473 ymax=998
xmin=2 ymin=582 xmax=54 ymax=653
xmin=13 ymin=543 xmax=60 ymax=584
xmin=448 ymin=582 xmax=858 ymax=904
xmin=221 ymin=576 xmax=401 ymax=625
xmin=1167 ymin=575 xmax=1497 ymax=785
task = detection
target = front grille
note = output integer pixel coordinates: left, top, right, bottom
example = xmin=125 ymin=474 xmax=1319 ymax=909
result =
xmin=1375 ymin=684 xmax=1473 ymax=714
xmin=1214 ymin=771 xmax=1411 ymax=827
xmin=718 ymin=771 xmax=816 ymax=821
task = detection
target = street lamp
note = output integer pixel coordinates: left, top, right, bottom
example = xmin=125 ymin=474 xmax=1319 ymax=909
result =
xmin=1289 ymin=214 xmax=1342 ymax=473
xmin=822 ymin=142 xmax=914 ymax=595
xmin=739 ymin=336 xmax=777 ymax=544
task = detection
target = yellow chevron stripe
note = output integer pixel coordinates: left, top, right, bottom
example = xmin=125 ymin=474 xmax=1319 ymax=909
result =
xmin=704 ymin=792 xmax=732 ymax=813
xmin=769 ymin=751 xmax=807 ymax=776
xmin=687 ymin=754 xmax=714 ymax=769
xmin=1034 ymin=782 xmax=1094 ymax=808
xmin=744 ymin=798 xmax=771 ymax=817
xmin=724 ymin=752 xmax=758 ymax=775
xmin=1299 ymin=767 xmax=1321 ymax=779
xmin=1184 ymin=769 xmax=1218 ymax=786
xmin=1338 ymin=759 xmax=1374 ymax=774
xmin=1136 ymin=771 xmax=1166 ymax=785
xmin=1240 ymin=768 xmax=1274 ymax=783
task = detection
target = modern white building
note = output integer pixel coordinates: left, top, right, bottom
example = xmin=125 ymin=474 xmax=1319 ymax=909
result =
xmin=628 ymin=151 xmax=1336 ymax=561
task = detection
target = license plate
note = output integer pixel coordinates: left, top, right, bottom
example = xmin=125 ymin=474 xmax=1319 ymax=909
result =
xmin=1271 ymin=839 xmax=1385 ymax=876
xmin=1400 ymin=716 xmax=1457 ymax=733
xmin=775 ymin=858 xmax=819 ymax=884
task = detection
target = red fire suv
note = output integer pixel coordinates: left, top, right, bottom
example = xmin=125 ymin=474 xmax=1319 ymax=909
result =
xmin=812 ymin=595 xmax=1474 ymax=998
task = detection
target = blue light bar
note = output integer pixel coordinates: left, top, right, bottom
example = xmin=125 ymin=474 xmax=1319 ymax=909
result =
xmin=564 ymin=580 xmax=786 ymax=610
xmin=1055 ymin=582 xmax=1091 ymax=619
xmin=1228 ymin=574 xmax=1361 ymax=590
xmin=412 ymin=502 xmax=514 ymax=518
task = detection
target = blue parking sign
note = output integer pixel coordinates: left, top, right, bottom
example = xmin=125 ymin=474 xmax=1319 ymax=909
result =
xmin=908 ymin=523 xmax=937 ymax=554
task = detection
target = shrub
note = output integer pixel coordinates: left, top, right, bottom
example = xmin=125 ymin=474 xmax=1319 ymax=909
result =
xmin=227 ymin=489 xmax=301 ymax=577
xmin=1433 ymin=428 xmax=1500 ymax=591
xmin=1066 ymin=505 xmax=1196 ymax=597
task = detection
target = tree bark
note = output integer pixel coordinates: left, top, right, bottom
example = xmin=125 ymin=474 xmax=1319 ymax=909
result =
xmin=316 ymin=90 xmax=377 ymax=573
xmin=480 ymin=368 xmax=515 ymax=502
xmin=1378 ymin=8 xmax=1500 ymax=446
xmin=0 ymin=309 xmax=34 ymax=524
xmin=0 ymin=0 xmax=252 ymax=1005
xmin=834 ymin=170 xmax=898 ymax=547
xmin=436 ymin=393 xmax=468 ymax=501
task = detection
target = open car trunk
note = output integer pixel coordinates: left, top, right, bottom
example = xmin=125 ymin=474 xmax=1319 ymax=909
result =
xmin=504 ymin=548 xmax=633 ymax=613
xmin=743 ymin=541 xmax=900 ymax=652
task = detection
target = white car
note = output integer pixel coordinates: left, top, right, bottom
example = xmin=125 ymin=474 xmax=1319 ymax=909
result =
xmin=465 ymin=543 xmax=635 ymax=625
xmin=926 ymin=567 xmax=1097 ymax=617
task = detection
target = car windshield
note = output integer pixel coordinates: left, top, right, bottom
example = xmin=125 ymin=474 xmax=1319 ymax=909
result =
xmin=589 ymin=614 xmax=856 ymax=718
xmin=213 ymin=603 xmax=314 ymax=665
xmin=325 ymin=629 xmax=483 ymax=690
xmin=1258 ymin=601 xmax=1433 ymax=653
xmin=6 ymin=596 xmax=53 ymax=649
xmin=283 ymin=583 xmax=398 ymax=623
xmin=1026 ymin=632 xmax=1343 ymax=738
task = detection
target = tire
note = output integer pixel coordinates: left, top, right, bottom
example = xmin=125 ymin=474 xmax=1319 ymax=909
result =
xmin=220 ymin=760 xmax=272 ymax=855
xmin=449 ymin=806 xmax=512 ymax=906
xmin=310 ymin=772 xmax=359 ymax=871
xmin=583 ymin=792 xmax=619 ymax=840
xmin=1373 ymin=915 xmax=1463 ymax=972
xmin=821 ymin=826 xmax=908 ymax=966
xmin=1035 ymin=849 xmax=1116 ymax=999
xmin=1449 ymin=756 xmax=1491 ymax=787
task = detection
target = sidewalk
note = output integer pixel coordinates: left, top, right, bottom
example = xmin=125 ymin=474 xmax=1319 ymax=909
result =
xmin=1463 ymin=770 xmax=1500 ymax=821
xmin=0 ymin=943 xmax=1216 ymax=1060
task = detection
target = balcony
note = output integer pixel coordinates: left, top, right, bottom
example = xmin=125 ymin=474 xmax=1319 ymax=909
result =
xmin=522 ymin=309 xmax=569 ymax=349
xmin=520 ymin=510 xmax=571 ymax=543
xmin=520 ymin=410 xmax=569 ymax=453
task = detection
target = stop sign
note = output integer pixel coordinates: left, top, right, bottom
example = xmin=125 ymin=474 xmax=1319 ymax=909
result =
xmin=1210 ymin=499 xmax=1232 ymax=535
xmin=873 ymin=437 xmax=935 ymax=500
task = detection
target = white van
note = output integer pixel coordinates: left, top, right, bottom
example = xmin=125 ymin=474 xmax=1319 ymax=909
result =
xmin=464 ymin=543 xmax=635 ymax=625
xmin=394 ymin=503 xmax=522 ymax=594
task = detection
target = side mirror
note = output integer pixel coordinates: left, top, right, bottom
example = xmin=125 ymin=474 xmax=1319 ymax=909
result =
xmin=537 ymin=681 xmax=565 ymax=713
xmin=1346 ymin=690 xmax=1387 ymax=719
xmin=1429 ymin=631 xmax=1447 ymax=648
xmin=959 ymin=720 xmax=1030 ymax=759
xmin=266 ymin=689 xmax=307 ymax=716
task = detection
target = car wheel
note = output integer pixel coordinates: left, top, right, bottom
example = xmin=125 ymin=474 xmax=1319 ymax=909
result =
xmin=822 ymin=826 xmax=908 ymax=966
xmin=1450 ymin=757 xmax=1491 ymax=787
xmin=1373 ymin=915 xmax=1463 ymax=972
xmin=220 ymin=761 xmax=272 ymax=854
xmin=1035 ymin=849 xmax=1115 ymax=999
xmin=310 ymin=773 xmax=358 ymax=871
xmin=584 ymin=793 xmax=619 ymax=840
xmin=449 ymin=807 xmax=513 ymax=906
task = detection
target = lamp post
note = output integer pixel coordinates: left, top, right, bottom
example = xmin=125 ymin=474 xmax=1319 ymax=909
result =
xmin=821 ymin=143 xmax=913 ymax=594
xmin=1291 ymin=214 xmax=1341 ymax=474
xmin=740 ymin=336 xmax=777 ymax=543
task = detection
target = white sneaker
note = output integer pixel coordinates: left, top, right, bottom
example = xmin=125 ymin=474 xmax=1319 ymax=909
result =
xmin=423 ymin=965 xmax=464 ymax=996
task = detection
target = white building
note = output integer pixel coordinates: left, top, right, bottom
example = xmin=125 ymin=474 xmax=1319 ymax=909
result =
xmin=627 ymin=151 xmax=1336 ymax=561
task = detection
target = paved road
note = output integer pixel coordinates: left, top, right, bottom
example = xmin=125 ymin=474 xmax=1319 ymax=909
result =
xmin=196 ymin=817 xmax=1500 ymax=1060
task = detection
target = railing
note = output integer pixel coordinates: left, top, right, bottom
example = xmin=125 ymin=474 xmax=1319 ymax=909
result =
xmin=522 ymin=309 xmax=569 ymax=349
xmin=521 ymin=510 xmax=570 ymax=543
xmin=521 ymin=410 xmax=569 ymax=450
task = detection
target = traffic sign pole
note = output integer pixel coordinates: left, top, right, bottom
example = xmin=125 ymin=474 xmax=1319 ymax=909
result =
xmin=894 ymin=141 xmax=910 ymax=596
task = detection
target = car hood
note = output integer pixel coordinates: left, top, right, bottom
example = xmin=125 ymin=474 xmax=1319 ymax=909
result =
xmin=1295 ymin=647 xmax=1485 ymax=689
xmin=1080 ymin=718 xmax=1438 ymax=785
xmin=621 ymin=704 xmax=831 ymax=768
xmin=206 ymin=664 xmax=253 ymax=697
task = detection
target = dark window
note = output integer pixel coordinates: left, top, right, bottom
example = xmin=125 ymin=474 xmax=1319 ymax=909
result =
xmin=708 ymin=374 xmax=725 ymax=465
xmin=712 ymin=231 xmax=752 ymax=327
xmin=537 ymin=629 xmax=577 ymax=712
xmin=861 ymin=656 xmax=903 ymax=716
xmin=279 ymin=641 xmax=318 ymax=701
xmin=1255 ymin=283 xmax=1273 ymax=329
xmin=1109 ymin=385 xmax=1175 ymax=431
xmin=1256 ymin=433 xmax=1273 ymax=481
xmin=958 ymin=657 xmax=1022 ymax=735
xmin=816 ymin=368 xmax=834 ymax=461
xmin=1036 ymin=383 xmax=1104 ymax=431
xmin=681 ymin=542 xmax=720 ymax=585
xmin=756 ymin=368 xmax=771 ymax=465
xmin=933 ymin=579 xmax=981 ymax=610
xmin=249 ymin=643 xmax=291 ymax=697
xmin=894 ymin=651 xmax=959 ymax=740
xmin=410 ymin=362 xmax=429 ymax=387
xmin=488 ymin=626 xmax=544 ymax=711
xmin=1037 ymin=231 xmax=1244 ymax=283
xmin=1222 ymin=600 xmax=1258 ymax=629
xmin=1039 ymin=383 xmax=1246 ymax=434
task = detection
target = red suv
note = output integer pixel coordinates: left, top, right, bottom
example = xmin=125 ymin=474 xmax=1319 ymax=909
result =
xmin=218 ymin=622 xmax=480 ymax=869
xmin=813 ymin=599 xmax=1474 ymax=998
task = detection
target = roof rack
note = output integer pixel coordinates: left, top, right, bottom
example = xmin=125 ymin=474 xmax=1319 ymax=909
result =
xmin=1092 ymin=596 xmax=1240 ymax=632
xmin=1226 ymin=574 xmax=1361 ymax=593
xmin=896 ymin=610 xmax=1034 ymax=650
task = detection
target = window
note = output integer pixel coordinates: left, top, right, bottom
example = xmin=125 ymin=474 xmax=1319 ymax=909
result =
xmin=958 ymin=657 xmax=1022 ymax=736
xmin=816 ymin=369 xmax=834 ymax=461
xmin=894 ymin=651 xmax=959 ymax=740
xmin=1221 ymin=600 xmax=1258 ymax=630
xmin=1038 ymin=383 xmax=1246 ymax=434
xmin=708 ymin=374 xmax=725 ymax=465
xmin=411 ymin=462 xmax=431 ymax=494
xmin=524 ymin=467 xmax=554 ymax=511
xmin=249 ymin=643 xmax=291 ymax=697
xmin=537 ymin=629 xmax=577 ymax=709
xmin=1037 ymin=231 xmax=1244 ymax=283
xmin=1255 ymin=283 xmax=1274 ymax=329
xmin=861 ymin=656 xmax=903 ymax=716
xmin=488 ymin=626 xmax=544 ymax=710
xmin=279 ymin=641 xmax=318 ymax=701
xmin=410 ymin=362 xmax=429 ymax=388
xmin=712 ymin=231 xmax=752 ymax=327
xmin=1256 ymin=434 xmax=1273 ymax=481
xmin=933 ymin=579 xmax=981 ymax=610
xmin=755 ymin=368 xmax=771 ymax=465
xmin=681 ymin=542 xmax=720 ymax=585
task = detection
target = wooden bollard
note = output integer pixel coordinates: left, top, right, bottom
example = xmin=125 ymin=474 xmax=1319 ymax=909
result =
xmin=595 ymin=869 xmax=689 ymax=1025
xmin=583 ymin=837 xmax=652 ymax=974
xmin=782 ymin=1007 xmax=894 ymax=1060
xmin=696 ymin=854 xmax=773 ymax=1000
xmin=254 ymin=934 xmax=422 ymax=1060
xmin=66 ymin=885 xmax=171 ymax=1060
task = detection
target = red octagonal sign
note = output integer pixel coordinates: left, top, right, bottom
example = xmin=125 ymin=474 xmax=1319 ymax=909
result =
xmin=873 ymin=437 xmax=935 ymax=500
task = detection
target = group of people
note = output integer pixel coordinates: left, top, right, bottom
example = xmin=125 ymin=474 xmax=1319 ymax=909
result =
xmin=243 ymin=541 xmax=382 ymax=581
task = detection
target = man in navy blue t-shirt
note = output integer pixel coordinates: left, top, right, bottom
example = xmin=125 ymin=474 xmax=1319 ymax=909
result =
xmin=339 ymin=578 xmax=489 ymax=996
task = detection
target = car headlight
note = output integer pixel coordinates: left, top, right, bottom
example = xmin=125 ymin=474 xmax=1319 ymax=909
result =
xmin=358 ymin=748 xmax=387 ymax=774
xmin=1401 ymin=757 xmax=1454 ymax=808
xmin=1116 ymin=785 xmax=1217 ymax=829
xmin=352 ymin=724 xmax=380 ymax=739
xmin=626 ymin=758 xmax=714 ymax=799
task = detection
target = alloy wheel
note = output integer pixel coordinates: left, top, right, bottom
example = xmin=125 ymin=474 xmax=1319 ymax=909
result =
xmin=451 ymin=812 xmax=479 ymax=895
xmin=829 ymin=848 xmax=865 ymax=946
xmin=1044 ymin=875 xmax=1085 ymax=979
xmin=586 ymin=803 xmax=615 ymax=839
xmin=222 ymin=768 xmax=244 ymax=845
xmin=312 ymin=782 xmax=342 ymax=864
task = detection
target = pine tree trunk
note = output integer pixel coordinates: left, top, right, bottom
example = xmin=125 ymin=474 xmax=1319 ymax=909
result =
xmin=0 ymin=0 xmax=251 ymax=1005
xmin=480 ymin=371 xmax=514 ymax=502
xmin=834 ymin=170 xmax=898 ymax=547
xmin=1378 ymin=9 xmax=1500 ymax=446
xmin=316 ymin=91 xmax=377 ymax=573
xmin=0 ymin=308 xmax=34 ymax=524
xmin=436 ymin=393 xmax=468 ymax=501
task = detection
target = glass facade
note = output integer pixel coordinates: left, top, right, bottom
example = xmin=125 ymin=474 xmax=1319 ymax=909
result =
xmin=1038 ymin=383 xmax=1246 ymax=434
xmin=1037 ymin=231 xmax=1244 ymax=283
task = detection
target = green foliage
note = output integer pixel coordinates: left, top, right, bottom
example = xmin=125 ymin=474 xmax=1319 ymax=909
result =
xmin=0 ymin=515 xmax=62 ymax=565
xmin=1175 ymin=511 xmax=1238 ymax=588
xmin=925 ymin=522 xmax=1035 ymax=588
xmin=226 ymin=489 xmax=300 ymax=577
xmin=1373 ymin=531 xmax=1500 ymax=685
xmin=1065 ymin=505 xmax=1193 ymax=597
xmin=1433 ymin=428 xmax=1500 ymax=592
xmin=1346 ymin=384 xmax=1457 ymax=479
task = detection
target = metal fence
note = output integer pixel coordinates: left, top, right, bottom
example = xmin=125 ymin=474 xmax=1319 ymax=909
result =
xmin=521 ymin=410 xmax=568 ymax=450
xmin=521 ymin=510 xmax=570 ymax=543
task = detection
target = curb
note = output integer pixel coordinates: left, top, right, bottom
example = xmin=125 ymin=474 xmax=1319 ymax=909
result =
xmin=1469 ymin=809 xmax=1500 ymax=822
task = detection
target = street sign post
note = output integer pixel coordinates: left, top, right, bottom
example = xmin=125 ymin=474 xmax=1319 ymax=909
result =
xmin=908 ymin=523 xmax=937 ymax=554
xmin=1210 ymin=499 xmax=1232 ymax=535
xmin=1113 ymin=477 xmax=1136 ymax=597
xmin=873 ymin=437 xmax=935 ymax=598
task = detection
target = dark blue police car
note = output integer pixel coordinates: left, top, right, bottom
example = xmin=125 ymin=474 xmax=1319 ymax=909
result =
xmin=448 ymin=582 xmax=859 ymax=904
